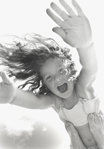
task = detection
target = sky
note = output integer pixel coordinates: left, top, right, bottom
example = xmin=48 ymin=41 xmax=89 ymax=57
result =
xmin=0 ymin=0 xmax=104 ymax=149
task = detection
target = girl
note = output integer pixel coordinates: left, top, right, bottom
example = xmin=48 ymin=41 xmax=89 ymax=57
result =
xmin=0 ymin=0 xmax=103 ymax=148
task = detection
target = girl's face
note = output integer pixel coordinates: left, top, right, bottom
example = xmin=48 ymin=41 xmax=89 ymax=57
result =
xmin=40 ymin=58 xmax=74 ymax=99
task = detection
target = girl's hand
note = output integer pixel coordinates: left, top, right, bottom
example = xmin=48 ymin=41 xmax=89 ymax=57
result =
xmin=0 ymin=72 xmax=16 ymax=103
xmin=46 ymin=0 xmax=92 ymax=49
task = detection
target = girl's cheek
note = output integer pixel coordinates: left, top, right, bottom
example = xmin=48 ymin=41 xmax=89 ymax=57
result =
xmin=45 ymin=81 xmax=52 ymax=89
xmin=48 ymin=82 xmax=55 ymax=91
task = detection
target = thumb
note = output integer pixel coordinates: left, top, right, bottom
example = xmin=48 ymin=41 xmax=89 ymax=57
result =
xmin=0 ymin=71 xmax=13 ymax=85
xmin=52 ymin=27 xmax=66 ymax=40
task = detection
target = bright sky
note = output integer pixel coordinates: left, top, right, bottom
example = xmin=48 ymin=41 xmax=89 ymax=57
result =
xmin=0 ymin=0 xmax=104 ymax=149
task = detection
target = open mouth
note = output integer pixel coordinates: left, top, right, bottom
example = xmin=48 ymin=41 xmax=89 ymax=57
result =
xmin=57 ymin=83 xmax=68 ymax=93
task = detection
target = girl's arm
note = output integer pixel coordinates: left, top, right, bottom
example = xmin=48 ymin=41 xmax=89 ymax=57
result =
xmin=11 ymin=88 xmax=55 ymax=109
xmin=46 ymin=0 xmax=97 ymax=98
xmin=0 ymin=72 xmax=55 ymax=109
xmin=75 ymin=43 xmax=98 ymax=99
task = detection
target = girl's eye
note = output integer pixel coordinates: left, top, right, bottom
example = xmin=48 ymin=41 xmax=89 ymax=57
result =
xmin=46 ymin=75 xmax=52 ymax=81
xmin=59 ymin=68 xmax=67 ymax=74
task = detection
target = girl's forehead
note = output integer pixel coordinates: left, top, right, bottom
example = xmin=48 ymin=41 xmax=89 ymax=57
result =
xmin=40 ymin=58 xmax=63 ymax=77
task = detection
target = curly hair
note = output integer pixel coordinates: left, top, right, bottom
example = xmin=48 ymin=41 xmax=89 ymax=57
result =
xmin=0 ymin=33 xmax=77 ymax=95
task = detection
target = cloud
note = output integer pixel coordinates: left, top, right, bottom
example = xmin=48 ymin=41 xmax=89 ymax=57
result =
xmin=3 ymin=116 xmax=38 ymax=149
xmin=0 ymin=104 xmax=42 ymax=149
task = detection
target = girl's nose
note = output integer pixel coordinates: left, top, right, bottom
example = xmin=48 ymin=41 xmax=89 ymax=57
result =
xmin=55 ymin=76 xmax=63 ymax=84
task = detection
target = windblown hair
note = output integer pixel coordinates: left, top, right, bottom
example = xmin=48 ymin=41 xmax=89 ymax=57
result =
xmin=0 ymin=33 xmax=77 ymax=95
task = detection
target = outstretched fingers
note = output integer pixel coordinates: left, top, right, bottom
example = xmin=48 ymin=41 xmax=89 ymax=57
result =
xmin=46 ymin=8 xmax=63 ymax=26
xmin=50 ymin=2 xmax=69 ymax=20
xmin=0 ymin=71 xmax=13 ymax=85
xmin=46 ymin=0 xmax=85 ymax=27
xmin=46 ymin=1 xmax=74 ymax=29
xmin=72 ymin=0 xmax=84 ymax=16
xmin=59 ymin=0 xmax=76 ymax=17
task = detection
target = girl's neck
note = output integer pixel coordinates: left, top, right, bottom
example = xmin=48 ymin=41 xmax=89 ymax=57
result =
xmin=62 ymin=90 xmax=78 ymax=109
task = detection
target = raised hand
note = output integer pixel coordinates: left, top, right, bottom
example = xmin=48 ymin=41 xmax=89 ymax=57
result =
xmin=0 ymin=72 xmax=16 ymax=103
xmin=46 ymin=0 xmax=92 ymax=49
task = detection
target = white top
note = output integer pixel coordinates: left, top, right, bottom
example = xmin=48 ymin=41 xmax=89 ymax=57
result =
xmin=58 ymin=97 xmax=100 ymax=126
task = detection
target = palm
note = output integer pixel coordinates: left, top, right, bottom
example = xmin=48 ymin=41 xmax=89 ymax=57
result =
xmin=46 ymin=0 xmax=92 ymax=48
xmin=61 ymin=16 xmax=92 ymax=48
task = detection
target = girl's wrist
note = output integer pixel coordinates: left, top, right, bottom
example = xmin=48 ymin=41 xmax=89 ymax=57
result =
xmin=77 ymin=42 xmax=94 ymax=50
